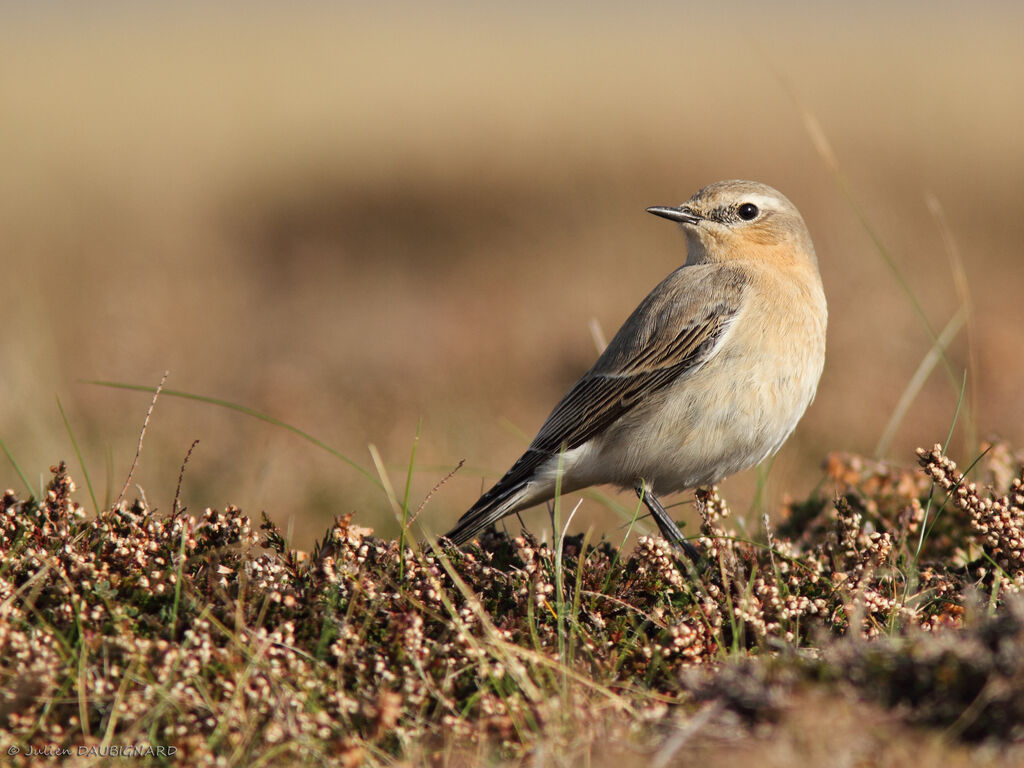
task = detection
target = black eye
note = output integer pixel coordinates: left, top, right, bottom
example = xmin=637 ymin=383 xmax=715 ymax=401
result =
xmin=737 ymin=203 xmax=759 ymax=221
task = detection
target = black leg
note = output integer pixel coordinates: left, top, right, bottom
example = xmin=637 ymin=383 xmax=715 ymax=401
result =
xmin=634 ymin=482 xmax=702 ymax=565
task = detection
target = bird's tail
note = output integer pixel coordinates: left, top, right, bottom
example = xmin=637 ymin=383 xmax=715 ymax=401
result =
xmin=444 ymin=450 xmax=548 ymax=545
xmin=443 ymin=488 xmax=527 ymax=545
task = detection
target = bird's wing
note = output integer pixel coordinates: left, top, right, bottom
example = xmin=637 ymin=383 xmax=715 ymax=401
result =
xmin=529 ymin=264 xmax=748 ymax=454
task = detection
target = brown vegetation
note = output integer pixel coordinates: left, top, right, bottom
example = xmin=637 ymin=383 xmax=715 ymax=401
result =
xmin=3 ymin=442 xmax=1024 ymax=764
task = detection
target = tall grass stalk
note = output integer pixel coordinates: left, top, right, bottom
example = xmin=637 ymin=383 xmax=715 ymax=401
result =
xmin=876 ymin=308 xmax=968 ymax=458
xmin=170 ymin=523 xmax=189 ymax=639
xmin=927 ymin=192 xmax=979 ymax=456
xmin=798 ymin=108 xmax=960 ymax=385
xmin=551 ymin=450 xmax=567 ymax=679
xmin=604 ymin=497 xmax=645 ymax=593
xmin=368 ymin=444 xmax=403 ymax=528
xmin=567 ymin=524 xmax=593 ymax=669
xmin=790 ymin=99 xmax=977 ymax=455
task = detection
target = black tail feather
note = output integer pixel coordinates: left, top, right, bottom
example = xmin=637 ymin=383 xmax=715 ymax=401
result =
xmin=445 ymin=449 xmax=550 ymax=544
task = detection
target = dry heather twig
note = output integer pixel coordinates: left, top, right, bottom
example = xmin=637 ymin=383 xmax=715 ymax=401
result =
xmin=2 ymin=443 xmax=1024 ymax=762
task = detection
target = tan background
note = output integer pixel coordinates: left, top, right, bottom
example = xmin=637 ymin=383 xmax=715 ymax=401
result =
xmin=2 ymin=3 xmax=1021 ymax=548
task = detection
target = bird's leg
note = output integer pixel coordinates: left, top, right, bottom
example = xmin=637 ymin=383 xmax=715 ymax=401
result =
xmin=634 ymin=482 xmax=702 ymax=565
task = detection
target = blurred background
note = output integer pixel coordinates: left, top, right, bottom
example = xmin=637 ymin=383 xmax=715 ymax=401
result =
xmin=1 ymin=2 xmax=1021 ymax=549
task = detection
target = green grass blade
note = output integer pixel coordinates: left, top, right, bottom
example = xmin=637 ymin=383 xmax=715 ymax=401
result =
xmin=943 ymin=370 xmax=969 ymax=454
xmin=56 ymin=395 xmax=99 ymax=514
xmin=927 ymin=192 xmax=978 ymax=455
xmin=747 ymin=456 xmax=776 ymax=524
xmin=913 ymin=374 xmax=971 ymax=564
xmin=170 ymin=526 xmax=188 ymax=638
xmin=568 ymin=525 xmax=593 ymax=669
xmin=917 ymin=442 xmax=992 ymax=559
xmin=0 ymin=436 xmax=33 ymax=496
xmin=87 ymin=379 xmax=381 ymax=490
xmin=398 ymin=420 xmax=422 ymax=579
xmin=368 ymin=443 xmax=402 ymax=519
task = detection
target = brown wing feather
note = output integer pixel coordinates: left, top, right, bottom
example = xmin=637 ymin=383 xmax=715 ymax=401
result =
xmin=529 ymin=264 xmax=748 ymax=454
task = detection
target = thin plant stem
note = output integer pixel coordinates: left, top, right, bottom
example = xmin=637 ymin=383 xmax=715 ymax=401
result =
xmin=88 ymin=380 xmax=382 ymax=490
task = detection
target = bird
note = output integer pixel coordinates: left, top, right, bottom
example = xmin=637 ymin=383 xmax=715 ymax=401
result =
xmin=444 ymin=180 xmax=827 ymax=562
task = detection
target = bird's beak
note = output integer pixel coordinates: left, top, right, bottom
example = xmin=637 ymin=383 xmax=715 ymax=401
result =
xmin=646 ymin=205 xmax=702 ymax=225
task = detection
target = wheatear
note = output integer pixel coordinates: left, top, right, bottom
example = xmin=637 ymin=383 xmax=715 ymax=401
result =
xmin=445 ymin=180 xmax=827 ymax=561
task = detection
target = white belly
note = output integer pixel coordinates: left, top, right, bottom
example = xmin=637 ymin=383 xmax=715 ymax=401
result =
xmin=569 ymin=300 xmax=825 ymax=494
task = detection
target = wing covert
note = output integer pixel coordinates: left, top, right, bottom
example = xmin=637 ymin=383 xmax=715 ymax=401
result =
xmin=529 ymin=265 xmax=748 ymax=455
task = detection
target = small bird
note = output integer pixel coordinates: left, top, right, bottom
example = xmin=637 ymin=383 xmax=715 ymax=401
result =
xmin=445 ymin=180 xmax=827 ymax=560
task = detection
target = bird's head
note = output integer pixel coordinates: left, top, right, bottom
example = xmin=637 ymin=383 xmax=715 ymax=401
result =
xmin=647 ymin=180 xmax=817 ymax=268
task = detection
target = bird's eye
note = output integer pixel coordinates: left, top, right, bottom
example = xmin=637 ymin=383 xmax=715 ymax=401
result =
xmin=737 ymin=203 xmax=759 ymax=221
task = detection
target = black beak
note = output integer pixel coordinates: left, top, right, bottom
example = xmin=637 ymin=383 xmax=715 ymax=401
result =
xmin=646 ymin=205 xmax=701 ymax=225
